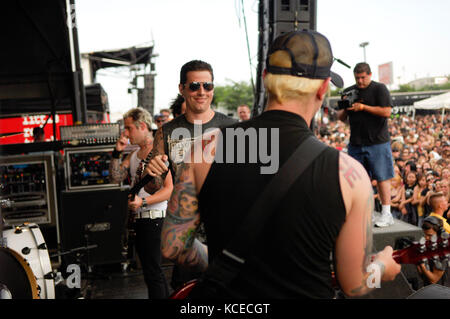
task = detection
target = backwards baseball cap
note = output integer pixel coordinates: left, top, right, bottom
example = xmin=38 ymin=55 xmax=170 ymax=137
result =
xmin=266 ymin=30 xmax=344 ymax=88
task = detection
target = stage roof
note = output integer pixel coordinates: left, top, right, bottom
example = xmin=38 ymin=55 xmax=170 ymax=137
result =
xmin=83 ymin=46 xmax=154 ymax=78
xmin=0 ymin=0 xmax=75 ymax=116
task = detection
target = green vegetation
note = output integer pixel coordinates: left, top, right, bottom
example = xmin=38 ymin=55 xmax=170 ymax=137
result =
xmin=213 ymin=79 xmax=254 ymax=111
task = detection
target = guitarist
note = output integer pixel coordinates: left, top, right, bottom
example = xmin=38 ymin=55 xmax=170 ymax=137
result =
xmin=109 ymin=107 xmax=173 ymax=299
xmin=154 ymin=31 xmax=401 ymax=298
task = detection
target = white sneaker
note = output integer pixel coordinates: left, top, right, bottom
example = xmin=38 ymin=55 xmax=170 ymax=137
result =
xmin=375 ymin=212 xmax=395 ymax=227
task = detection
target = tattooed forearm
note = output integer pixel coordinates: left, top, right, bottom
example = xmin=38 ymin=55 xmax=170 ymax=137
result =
xmin=179 ymin=239 xmax=208 ymax=272
xmin=144 ymin=127 xmax=167 ymax=194
xmin=109 ymin=158 xmax=127 ymax=183
xmin=165 ymin=212 xmax=195 ymax=225
xmin=161 ymin=161 xmax=207 ymax=270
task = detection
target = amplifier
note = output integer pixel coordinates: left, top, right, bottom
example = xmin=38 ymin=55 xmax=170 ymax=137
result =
xmin=64 ymin=146 xmax=121 ymax=191
xmin=0 ymin=154 xmax=58 ymax=227
xmin=59 ymin=188 xmax=128 ymax=266
xmin=59 ymin=123 xmax=120 ymax=147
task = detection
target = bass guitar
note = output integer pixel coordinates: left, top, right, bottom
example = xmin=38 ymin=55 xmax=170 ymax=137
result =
xmin=169 ymin=233 xmax=450 ymax=299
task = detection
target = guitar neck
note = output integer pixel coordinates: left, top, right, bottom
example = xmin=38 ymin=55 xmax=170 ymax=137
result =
xmin=128 ymin=174 xmax=154 ymax=199
xmin=128 ymin=151 xmax=155 ymax=199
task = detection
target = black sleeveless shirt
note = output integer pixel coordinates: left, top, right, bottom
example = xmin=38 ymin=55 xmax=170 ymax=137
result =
xmin=198 ymin=110 xmax=346 ymax=298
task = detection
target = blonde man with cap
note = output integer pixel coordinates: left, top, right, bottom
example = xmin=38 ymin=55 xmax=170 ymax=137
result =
xmin=159 ymin=31 xmax=400 ymax=298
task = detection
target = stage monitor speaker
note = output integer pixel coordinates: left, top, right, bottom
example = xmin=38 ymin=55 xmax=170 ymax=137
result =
xmin=348 ymin=268 xmax=414 ymax=299
xmin=347 ymin=215 xmax=425 ymax=299
xmin=59 ymin=188 xmax=128 ymax=266
xmin=407 ymin=284 xmax=450 ymax=299
xmin=372 ymin=212 xmax=423 ymax=252
xmin=269 ymin=0 xmax=317 ymax=28
xmin=271 ymin=21 xmax=312 ymax=40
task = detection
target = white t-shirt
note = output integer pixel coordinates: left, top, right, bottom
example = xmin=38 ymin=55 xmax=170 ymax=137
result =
xmin=129 ymin=150 xmax=167 ymax=211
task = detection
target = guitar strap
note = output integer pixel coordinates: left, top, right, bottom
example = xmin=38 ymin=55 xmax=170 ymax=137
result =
xmin=196 ymin=134 xmax=328 ymax=297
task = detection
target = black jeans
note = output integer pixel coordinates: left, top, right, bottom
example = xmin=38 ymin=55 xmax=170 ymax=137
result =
xmin=134 ymin=218 xmax=168 ymax=299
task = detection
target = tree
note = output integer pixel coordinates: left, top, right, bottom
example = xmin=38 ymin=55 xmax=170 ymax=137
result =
xmin=213 ymin=79 xmax=254 ymax=111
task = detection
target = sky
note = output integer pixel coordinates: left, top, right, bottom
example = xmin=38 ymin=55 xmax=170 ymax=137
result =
xmin=75 ymin=0 xmax=450 ymax=118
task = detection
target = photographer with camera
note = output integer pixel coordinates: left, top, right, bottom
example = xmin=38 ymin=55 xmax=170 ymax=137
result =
xmin=337 ymin=62 xmax=395 ymax=227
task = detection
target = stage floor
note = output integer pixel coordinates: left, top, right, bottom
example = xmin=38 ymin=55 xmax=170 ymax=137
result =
xmin=75 ymin=261 xmax=175 ymax=299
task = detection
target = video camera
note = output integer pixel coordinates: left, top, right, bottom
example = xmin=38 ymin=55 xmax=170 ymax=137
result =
xmin=337 ymin=89 xmax=359 ymax=110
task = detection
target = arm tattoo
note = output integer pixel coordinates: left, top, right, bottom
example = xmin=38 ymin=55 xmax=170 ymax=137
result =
xmin=109 ymin=158 xmax=127 ymax=183
xmin=339 ymin=154 xmax=362 ymax=188
xmin=145 ymin=127 xmax=167 ymax=194
xmin=161 ymin=162 xmax=208 ymax=271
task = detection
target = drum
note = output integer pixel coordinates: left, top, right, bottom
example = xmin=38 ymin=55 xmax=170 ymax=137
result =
xmin=2 ymin=223 xmax=55 ymax=299
xmin=0 ymin=247 xmax=39 ymax=299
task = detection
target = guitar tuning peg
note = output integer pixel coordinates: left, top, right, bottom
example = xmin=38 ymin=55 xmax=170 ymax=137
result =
xmin=433 ymin=256 xmax=443 ymax=270
xmin=446 ymin=254 xmax=450 ymax=267
xmin=442 ymin=232 xmax=449 ymax=248
xmin=422 ymin=258 xmax=430 ymax=271
xmin=430 ymin=234 xmax=438 ymax=250
xmin=418 ymin=237 xmax=427 ymax=253
xmin=418 ymin=238 xmax=427 ymax=253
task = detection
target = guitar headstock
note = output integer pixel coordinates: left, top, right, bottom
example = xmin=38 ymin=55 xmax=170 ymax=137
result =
xmin=393 ymin=232 xmax=450 ymax=267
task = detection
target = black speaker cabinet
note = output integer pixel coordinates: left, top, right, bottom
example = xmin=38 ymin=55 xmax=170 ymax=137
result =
xmin=59 ymin=188 xmax=128 ymax=266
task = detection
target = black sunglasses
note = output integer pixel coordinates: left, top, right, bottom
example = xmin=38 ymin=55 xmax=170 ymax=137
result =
xmin=184 ymin=82 xmax=214 ymax=92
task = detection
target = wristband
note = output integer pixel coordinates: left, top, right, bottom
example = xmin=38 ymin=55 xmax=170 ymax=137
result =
xmin=112 ymin=149 xmax=123 ymax=159
xmin=141 ymin=197 xmax=147 ymax=207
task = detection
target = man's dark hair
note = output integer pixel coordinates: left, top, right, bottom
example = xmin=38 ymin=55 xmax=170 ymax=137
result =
xmin=406 ymin=160 xmax=417 ymax=171
xmin=33 ymin=126 xmax=44 ymax=141
xmin=353 ymin=62 xmax=371 ymax=74
xmin=422 ymin=216 xmax=443 ymax=233
xmin=170 ymin=94 xmax=185 ymax=118
xmin=180 ymin=60 xmax=214 ymax=84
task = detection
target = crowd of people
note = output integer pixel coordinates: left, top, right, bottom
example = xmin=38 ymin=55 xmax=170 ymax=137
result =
xmin=317 ymin=111 xmax=450 ymax=228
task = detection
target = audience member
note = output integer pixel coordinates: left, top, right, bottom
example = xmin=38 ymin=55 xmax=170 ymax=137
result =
xmin=237 ymin=104 xmax=251 ymax=121
xmin=417 ymin=216 xmax=449 ymax=286
xmin=318 ymin=112 xmax=449 ymax=229
xmin=427 ymin=192 xmax=450 ymax=233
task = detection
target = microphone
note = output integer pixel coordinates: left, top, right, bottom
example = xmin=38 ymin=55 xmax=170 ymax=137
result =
xmin=128 ymin=160 xmax=169 ymax=201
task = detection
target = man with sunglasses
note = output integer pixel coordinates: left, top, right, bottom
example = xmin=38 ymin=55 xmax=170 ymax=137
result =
xmin=144 ymin=60 xmax=236 ymax=289
xmin=145 ymin=59 xmax=235 ymax=191
xmin=154 ymin=113 xmax=168 ymax=129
